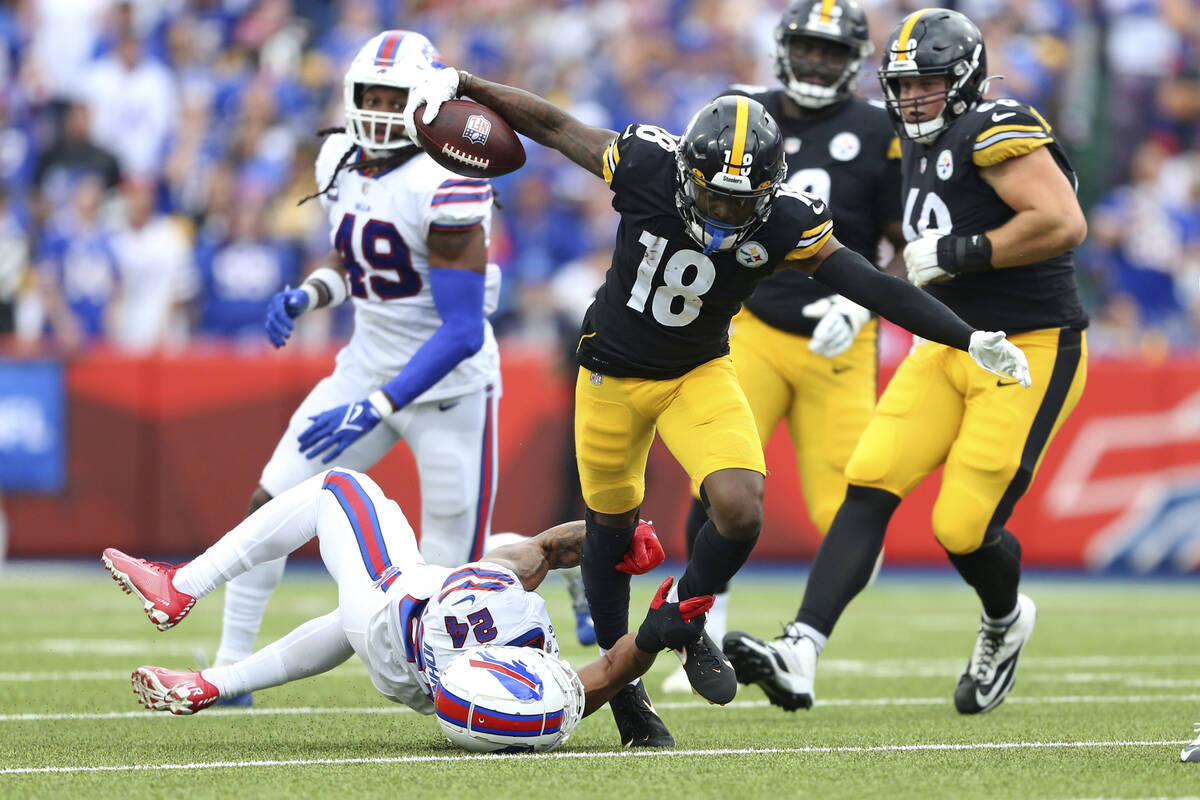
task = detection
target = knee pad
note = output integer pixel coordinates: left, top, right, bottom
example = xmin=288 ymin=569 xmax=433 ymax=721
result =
xmin=931 ymin=496 xmax=989 ymax=555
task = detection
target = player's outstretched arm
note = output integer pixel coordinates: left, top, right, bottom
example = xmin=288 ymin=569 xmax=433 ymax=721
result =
xmin=487 ymin=521 xmax=664 ymax=591
xmin=405 ymin=69 xmax=617 ymax=179
xmin=265 ymin=253 xmax=350 ymax=348
xmin=792 ymin=239 xmax=1031 ymax=387
xmin=577 ymin=577 xmax=713 ymax=716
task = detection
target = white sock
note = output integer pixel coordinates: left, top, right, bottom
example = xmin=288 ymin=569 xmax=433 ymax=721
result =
xmin=983 ymin=603 xmax=1020 ymax=628
xmin=203 ymin=610 xmax=353 ymax=697
xmin=785 ymin=621 xmax=828 ymax=656
xmin=706 ymin=591 xmax=729 ymax=644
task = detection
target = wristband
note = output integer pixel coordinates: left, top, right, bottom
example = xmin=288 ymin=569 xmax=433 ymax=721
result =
xmin=457 ymin=70 xmax=472 ymax=98
xmin=367 ymin=390 xmax=394 ymax=417
xmin=306 ymin=267 xmax=350 ymax=308
xmin=937 ymin=234 xmax=993 ymax=275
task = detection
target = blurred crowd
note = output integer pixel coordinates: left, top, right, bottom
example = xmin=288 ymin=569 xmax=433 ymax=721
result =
xmin=0 ymin=0 xmax=1197 ymax=359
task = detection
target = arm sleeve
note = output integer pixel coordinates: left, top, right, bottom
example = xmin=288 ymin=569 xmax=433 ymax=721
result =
xmin=811 ymin=246 xmax=974 ymax=351
xmin=378 ymin=267 xmax=487 ymax=411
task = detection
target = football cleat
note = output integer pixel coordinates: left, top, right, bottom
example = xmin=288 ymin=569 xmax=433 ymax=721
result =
xmin=673 ymin=631 xmax=737 ymax=705
xmin=608 ymin=682 xmax=675 ymax=748
xmin=1181 ymin=723 xmax=1200 ymax=762
xmin=192 ymin=649 xmax=253 ymax=707
xmin=723 ymin=626 xmax=817 ymax=711
xmin=560 ymin=565 xmax=597 ymax=646
xmin=102 ymin=548 xmax=195 ymax=631
xmin=953 ymin=593 xmax=1036 ymax=714
xmin=132 ymin=666 xmax=219 ymax=715
xmin=574 ymin=609 xmax=597 ymax=647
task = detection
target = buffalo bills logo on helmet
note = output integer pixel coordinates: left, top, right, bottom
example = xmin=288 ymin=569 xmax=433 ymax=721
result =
xmin=462 ymin=115 xmax=492 ymax=145
xmin=470 ymin=651 xmax=545 ymax=700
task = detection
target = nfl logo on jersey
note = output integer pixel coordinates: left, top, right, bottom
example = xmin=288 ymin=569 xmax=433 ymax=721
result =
xmin=462 ymin=115 xmax=493 ymax=145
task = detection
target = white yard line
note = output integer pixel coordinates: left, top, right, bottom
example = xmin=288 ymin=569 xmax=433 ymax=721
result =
xmin=1 ymin=739 xmax=1190 ymax=775
xmin=5 ymin=692 xmax=1200 ymax=723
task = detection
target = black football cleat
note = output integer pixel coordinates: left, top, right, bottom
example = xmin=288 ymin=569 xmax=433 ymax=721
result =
xmin=609 ymin=682 xmax=675 ymax=748
xmin=673 ymin=631 xmax=738 ymax=705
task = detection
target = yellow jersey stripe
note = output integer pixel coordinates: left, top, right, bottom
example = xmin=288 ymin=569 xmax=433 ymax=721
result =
xmin=728 ymin=96 xmax=749 ymax=177
xmin=1028 ymin=106 xmax=1054 ymax=132
xmin=895 ymin=10 xmax=931 ymax=61
xmin=973 ymin=136 xmax=1052 ymax=167
xmin=602 ymin=139 xmax=620 ymax=186
xmin=975 ymin=123 xmax=1045 ymax=143
xmin=784 ymin=220 xmax=834 ymax=260
xmin=819 ymin=0 xmax=837 ymax=23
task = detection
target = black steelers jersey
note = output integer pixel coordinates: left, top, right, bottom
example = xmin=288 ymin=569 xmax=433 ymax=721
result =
xmin=577 ymin=123 xmax=834 ymax=380
xmin=900 ymin=99 xmax=1088 ymax=333
xmin=729 ymin=88 xmax=902 ymax=336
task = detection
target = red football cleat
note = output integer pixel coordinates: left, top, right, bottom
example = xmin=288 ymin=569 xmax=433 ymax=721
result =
xmin=132 ymin=666 xmax=219 ymax=715
xmin=101 ymin=548 xmax=195 ymax=631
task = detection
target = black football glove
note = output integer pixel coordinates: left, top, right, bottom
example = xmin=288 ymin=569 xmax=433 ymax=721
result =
xmin=634 ymin=576 xmax=714 ymax=653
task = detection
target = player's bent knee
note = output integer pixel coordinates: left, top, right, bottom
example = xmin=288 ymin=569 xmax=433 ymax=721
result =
xmin=704 ymin=471 xmax=764 ymax=541
xmin=931 ymin=501 xmax=989 ymax=555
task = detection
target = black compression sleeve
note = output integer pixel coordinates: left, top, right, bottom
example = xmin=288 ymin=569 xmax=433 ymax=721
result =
xmin=810 ymin=246 xmax=974 ymax=351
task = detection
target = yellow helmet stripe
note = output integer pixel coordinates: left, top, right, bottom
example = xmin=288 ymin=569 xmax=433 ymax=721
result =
xmin=819 ymin=0 xmax=837 ymax=23
xmin=728 ymin=96 xmax=749 ymax=177
xmin=895 ymin=9 xmax=931 ymax=61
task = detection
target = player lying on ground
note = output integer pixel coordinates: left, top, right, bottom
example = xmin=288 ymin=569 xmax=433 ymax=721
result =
xmin=101 ymin=469 xmax=707 ymax=739
xmin=401 ymin=59 xmax=1032 ymax=746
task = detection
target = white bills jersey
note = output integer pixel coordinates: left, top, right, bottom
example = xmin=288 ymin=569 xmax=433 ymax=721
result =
xmin=316 ymin=133 xmax=501 ymax=402
xmin=362 ymin=559 xmax=558 ymax=713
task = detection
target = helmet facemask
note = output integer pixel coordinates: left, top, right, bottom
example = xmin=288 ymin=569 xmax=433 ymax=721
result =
xmin=344 ymin=30 xmax=446 ymax=153
xmin=880 ymin=47 xmax=983 ymax=143
xmin=773 ymin=0 xmax=873 ymax=110
xmin=675 ymin=158 xmax=781 ymax=254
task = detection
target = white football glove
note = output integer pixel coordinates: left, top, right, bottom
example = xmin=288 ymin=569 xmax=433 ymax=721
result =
xmin=403 ymin=68 xmax=462 ymax=145
xmin=968 ymin=331 xmax=1032 ymax=388
xmin=801 ymin=295 xmax=871 ymax=359
xmin=903 ymin=231 xmax=949 ymax=288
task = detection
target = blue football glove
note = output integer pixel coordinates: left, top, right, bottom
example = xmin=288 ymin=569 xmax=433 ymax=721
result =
xmin=297 ymin=393 xmax=391 ymax=464
xmin=265 ymin=286 xmax=311 ymax=348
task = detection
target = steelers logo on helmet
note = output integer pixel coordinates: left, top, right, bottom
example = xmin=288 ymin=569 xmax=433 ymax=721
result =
xmin=878 ymin=8 xmax=989 ymax=144
xmin=434 ymin=645 xmax=585 ymax=753
xmin=675 ymin=96 xmax=787 ymax=255
xmin=344 ymin=30 xmax=447 ymax=152
xmin=774 ymin=0 xmax=874 ymax=110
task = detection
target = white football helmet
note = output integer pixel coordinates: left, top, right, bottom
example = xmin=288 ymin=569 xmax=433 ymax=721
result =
xmin=435 ymin=645 xmax=585 ymax=753
xmin=344 ymin=30 xmax=447 ymax=151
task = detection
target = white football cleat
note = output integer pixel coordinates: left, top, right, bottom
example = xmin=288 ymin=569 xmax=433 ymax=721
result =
xmin=954 ymin=593 xmax=1036 ymax=714
xmin=1182 ymin=723 xmax=1200 ymax=762
xmin=722 ymin=625 xmax=817 ymax=711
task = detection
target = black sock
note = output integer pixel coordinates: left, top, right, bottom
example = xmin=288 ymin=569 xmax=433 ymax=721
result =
xmin=683 ymin=497 xmax=709 ymax=562
xmin=580 ymin=509 xmax=636 ymax=650
xmin=677 ymin=518 xmax=757 ymax=600
xmin=796 ymin=485 xmax=899 ymax=637
xmin=945 ymin=528 xmax=1022 ymax=620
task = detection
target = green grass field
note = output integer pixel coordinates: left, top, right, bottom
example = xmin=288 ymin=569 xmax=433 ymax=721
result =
xmin=2 ymin=562 xmax=1198 ymax=799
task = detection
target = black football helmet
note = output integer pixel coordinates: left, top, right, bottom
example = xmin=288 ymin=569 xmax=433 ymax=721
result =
xmin=878 ymin=8 xmax=987 ymax=143
xmin=774 ymin=0 xmax=873 ymax=109
xmin=675 ymin=96 xmax=786 ymax=254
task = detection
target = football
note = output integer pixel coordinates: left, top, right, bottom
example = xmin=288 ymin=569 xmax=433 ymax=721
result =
xmin=412 ymin=99 xmax=526 ymax=179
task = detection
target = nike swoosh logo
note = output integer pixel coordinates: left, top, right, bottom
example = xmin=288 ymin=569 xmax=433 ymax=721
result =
xmin=996 ymin=379 xmax=1019 ymax=387
xmin=833 ymin=365 xmax=852 ymax=374
xmin=974 ymin=660 xmax=1016 ymax=709
xmin=811 ymin=202 xmax=826 ymax=215
xmin=437 ymin=400 xmax=461 ymax=412
xmin=992 ymin=112 xmax=1016 ymax=122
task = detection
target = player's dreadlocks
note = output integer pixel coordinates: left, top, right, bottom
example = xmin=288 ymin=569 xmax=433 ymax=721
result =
xmin=298 ymin=127 xmax=423 ymax=205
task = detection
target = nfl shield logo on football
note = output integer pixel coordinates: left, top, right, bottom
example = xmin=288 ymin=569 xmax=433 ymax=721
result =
xmin=462 ymin=115 xmax=492 ymax=145
xmin=936 ymin=150 xmax=954 ymax=180
xmin=736 ymin=241 xmax=769 ymax=268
